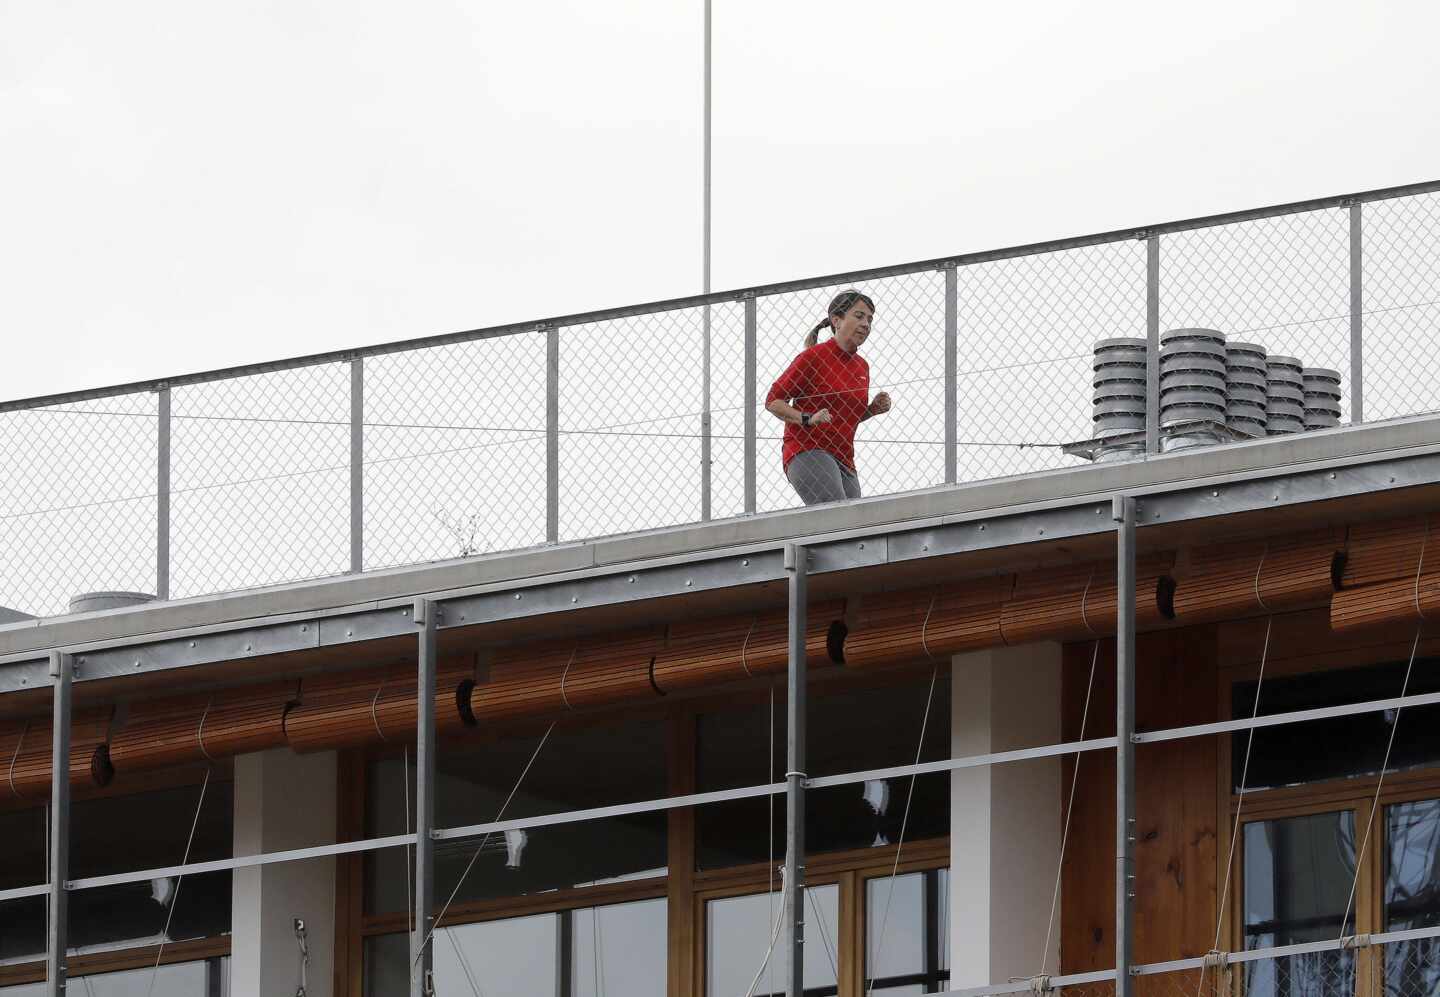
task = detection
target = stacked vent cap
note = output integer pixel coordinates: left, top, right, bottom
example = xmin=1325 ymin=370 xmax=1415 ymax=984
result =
xmin=1091 ymin=338 xmax=1146 ymax=461
xmin=1224 ymin=342 xmax=1268 ymax=437
xmin=1303 ymin=368 xmax=1342 ymax=429
xmin=1265 ymin=356 xmax=1305 ymax=435
xmin=1160 ymin=328 xmax=1227 ymax=452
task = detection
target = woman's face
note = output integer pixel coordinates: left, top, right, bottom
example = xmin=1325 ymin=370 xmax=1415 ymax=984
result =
xmin=831 ymin=300 xmax=873 ymax=354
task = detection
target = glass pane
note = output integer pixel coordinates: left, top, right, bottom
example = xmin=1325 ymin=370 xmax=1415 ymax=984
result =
xmin=366 ymin=720 xmax=667 ymax=912
xmin=570 ymin=896 xmax=667 ymax=997
xmin=707 ymin=884 xmax=839 ymax=997
xmin=366 ymin=915 xmax=560 ymax=997
xmin=1233 ymin=657 xmax=1440 ymax=791
xmin=866 ymin=869 xmax=949 ymax=994
xmin=698 ymin=677 xmax=950 ymax=869
xmin=0 ymin=961 xmax=210 ymax=996
xmin=1386 ymin=798 xmax=1440 ymax=996
xmin=1243 ymin=811 xmax=1355 ymax=997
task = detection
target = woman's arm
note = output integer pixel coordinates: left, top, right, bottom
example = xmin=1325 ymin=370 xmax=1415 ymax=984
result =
xmin=860 ymin=391 xmax=892 ymax=421
xmin=766 ymin=398 xmax=832 ymax=426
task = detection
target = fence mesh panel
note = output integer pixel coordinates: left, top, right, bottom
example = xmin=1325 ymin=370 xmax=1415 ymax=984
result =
xmin=4 ymin=190 xmax=1440 ymax=616
xmin=1362 ymin=192 xmax=1440 ymax=421
xmin=0 ymin=392 xmax=157 ymax=617
xmin=170 ymin=363 xmax=351 ymax=598
xmin=1159 ymin=208 xmax=1352 ymax=426
xmin=365 ymin=332 xmax=548 ymax=566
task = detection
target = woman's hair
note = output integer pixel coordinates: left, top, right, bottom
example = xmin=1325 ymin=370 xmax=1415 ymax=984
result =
xmin=803 ymin=289 xmax=876 ymax=348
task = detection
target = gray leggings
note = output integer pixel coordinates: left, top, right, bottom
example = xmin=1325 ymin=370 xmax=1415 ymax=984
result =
xmin=786 ymin=449 xmax=862 ymax=506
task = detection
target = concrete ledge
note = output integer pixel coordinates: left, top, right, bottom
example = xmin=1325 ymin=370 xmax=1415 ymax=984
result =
xmin=2 ymin=413 xmax=1437 ymax=660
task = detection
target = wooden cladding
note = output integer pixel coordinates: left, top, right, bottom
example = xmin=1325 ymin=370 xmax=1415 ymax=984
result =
xmin=109 ymin=680 xmax=298 ymax=772
xmin=466 ymin=628 xmax=666 ymax=724
xmin=0 ymin=709 xmax=113 ymax=800
xmin=1171 ymin=529 xmax=1344 ymax=624
xmin=1332 ymin=515 xmax=1440 ymax=632
xmin=651 ymin=603 xmax=841 ymax=692
xmin=841 ymin=581 xmax=1010 ymax=669
xmin=285 ymin=661 xmax=475 ymax=754
xmin=999 ymin=556 xmax=1175 ymax=645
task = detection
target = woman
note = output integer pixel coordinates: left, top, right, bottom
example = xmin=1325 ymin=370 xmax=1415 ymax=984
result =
xmin=765 ymin=289 xmax=891 ymax=505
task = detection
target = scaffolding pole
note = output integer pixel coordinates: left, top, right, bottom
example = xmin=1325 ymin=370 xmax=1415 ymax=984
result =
xmin=412 ymin=599 xmax=437 ymax=997
xmin=46 ymin=651 xmax=72 ymax=997
xmin=1113 ymin=495 xmax=1137 ymax=997
xmin=783 ymin=543 xmax=808 ymax=997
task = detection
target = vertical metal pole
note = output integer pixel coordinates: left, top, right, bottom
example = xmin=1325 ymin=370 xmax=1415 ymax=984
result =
xmin=1144 ymin=236 xmax=1161 ymax=454
xmin=743 ymin=296 xmax=757 ymax=514
xmin=1112 ymin=495 xmax=1137 ymax=997
xmin=1349 ymin=201 xmax=1364 ymax=424
xmin=783 ymin=543 xmax=808 ymax=997
xmin=156 ymin=386 xmax=171 ymax=600
xmin=350 ymin=357 xmax=364 ymax=573
xmin=546 ymin=326 xmax=560 ymax=542
xmin=943 ymin=264 xmax=958 ymax=484
xmin=46 ymin=650 xmax=72 ymax=997
xmin=411 ymin=599 xmax=437 ymax=997
xmin=699 ymin=0 xmax=713 ymax=522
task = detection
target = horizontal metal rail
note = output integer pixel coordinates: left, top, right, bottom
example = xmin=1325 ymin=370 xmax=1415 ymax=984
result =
xmin=0 ymin=882 xmax=50 ymax=902
xmin=1132 ymin=689 xmax=1440 ymax=745
xmin=2 ymin=178 xmax=1435 ymax=413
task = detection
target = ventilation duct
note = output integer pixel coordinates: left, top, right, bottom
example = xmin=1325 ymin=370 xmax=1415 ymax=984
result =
xmin=67 ymin=591 xmax=154 ymax=614
xmin=1159 ymin=328 xmax=1228 ymax=451
xmin=1264 ymin=356 xmax=1306 ymax=435
xmin=1224 ymin=342 xmax=1268 ymax=437
xmin=1091 ymin=337 xmax=1147 ymax=462
xmin=1303 ymin=368 xmax=1342 ymax=430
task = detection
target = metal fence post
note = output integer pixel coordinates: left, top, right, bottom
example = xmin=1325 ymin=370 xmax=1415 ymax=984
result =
xmin=1144 ymin=236 xmax=1160 ymax=454
xmin=350 ymin=357 xmax=364 ymax=573
xmin=701 ymin=304 xmax=713 ymax=521
xmin=47 ymin=650 xmax=72 ymax=997
xmin=783 ymin=543 xmax=808 ymax=997
xmin=156 ymin=386 xmax=171 ymax=600
xmin=944 ymin=264 xmax=958 ymax=484
xmin=743 ymin=295 xmax=758 ymax=514
xmin=1349 ymin=201 xmax=1364 ymax=424
xmin=412 ymin=599 xmax=437 ymax=997
xmin=1112 ymin=496 xmax=1137 ymax=997
xmin=546 ymin=325 xmax=560 ymax=542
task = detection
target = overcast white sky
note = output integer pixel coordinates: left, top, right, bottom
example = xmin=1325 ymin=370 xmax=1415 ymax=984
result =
xmin=2 ymin=0 xmax=1437 ymax=403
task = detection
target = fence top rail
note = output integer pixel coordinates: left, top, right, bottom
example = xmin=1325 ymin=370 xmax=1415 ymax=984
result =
xmin=2 ymin=177 xmax=1436 ymax=415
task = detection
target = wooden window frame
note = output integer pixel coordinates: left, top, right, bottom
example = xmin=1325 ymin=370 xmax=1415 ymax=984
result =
xmin=1216 ymin=612 xmax=1440 ymax=994
xmin=338 ymin=662 xmax=951 ymax=997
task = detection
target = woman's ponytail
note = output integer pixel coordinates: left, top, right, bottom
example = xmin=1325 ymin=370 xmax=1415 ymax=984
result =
xmin=803 ymin=318 xmax=832 ymax=349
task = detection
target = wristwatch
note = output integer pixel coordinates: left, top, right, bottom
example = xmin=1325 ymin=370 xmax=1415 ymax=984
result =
xmin=800 ymin=412 xmax=811 ymax=428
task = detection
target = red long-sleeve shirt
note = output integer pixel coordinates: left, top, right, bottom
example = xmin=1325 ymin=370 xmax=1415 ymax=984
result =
xmin=766 ymin=338 xmax=870 ymax=471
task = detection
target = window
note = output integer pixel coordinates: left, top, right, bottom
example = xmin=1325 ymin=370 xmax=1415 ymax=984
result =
xmin=697 ymin=677 xmax=950 ymax=870
xmin=365 ymin=719 xmax=668 ymax=912
xmin=1385 ymin=799 xmax=1440 ymax=996
xmin=0 ymin=956 xmax=227 ymax=995
xmin=1242 ymin=811 xmax=1356 ymax=997
xmin=865 ymin=869 xmax=950 ymax=995
xmin=363 ymin=897 xmax=666 ymax=997
xmin=0 ymin=782 xmax=231 ymax=969
xmin=706 ymin=885 xmax=840 ymax=997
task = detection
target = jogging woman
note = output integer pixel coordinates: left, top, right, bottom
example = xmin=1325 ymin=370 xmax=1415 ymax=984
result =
xmin=765 ymin=289 xmax=891 ymax=505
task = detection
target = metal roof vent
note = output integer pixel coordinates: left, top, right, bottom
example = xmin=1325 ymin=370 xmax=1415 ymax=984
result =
xmin=1302 ymin=369 xmax=1342 ymax=430
xmin=1225 ymin=342 xmax=1268 ymax=438
xmin=67 ymin=591 xmax=155 ymax=615
xmin=1091 ymin=338 xmax=1147 ymax=462
xmin=1264 ymin=357 xmax=1306 ymax=435
xmin=0 ymin=606 xmax=36 ymax=625
xmin=1159 ymin=328 xmax=1227 ymax=452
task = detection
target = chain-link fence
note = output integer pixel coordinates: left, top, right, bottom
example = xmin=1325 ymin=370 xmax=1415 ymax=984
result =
xmin=3 ymin=182 xmax=1440 ymax=617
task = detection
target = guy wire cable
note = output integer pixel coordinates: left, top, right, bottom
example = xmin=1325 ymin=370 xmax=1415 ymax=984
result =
xmin=1036 ymin=639 xmax=1101 ymax=977
xmin=145 ymin=765 xmax=212 ymax=997
xmin=808 ymin=886 xmax=840 ymax=986
xmin=445 ymin=924 xmax=485 ymax=997
xmin=411 ymin=722 xmax=557 ymax=976
xmin=1198 ymin=617 xmax=1273 ymax=997
xmin=866 ymin=663 xmax=940 ymax=997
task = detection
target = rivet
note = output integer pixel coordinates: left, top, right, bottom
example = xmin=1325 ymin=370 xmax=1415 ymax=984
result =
xmin=628 ymin=576 xmax=636 ymax=583
xmin=346 ymin=630 xmax=353 ymax=637
xmin=300 ymin=625 xmax=307 ymax=633
xmin=1272 ymin=494 xmax=1279 ymax=501
xmin=245 ymin=644 xmax=252 ymax=652
xmin=459 ymin=614 xmax=466 ymax=621
xmin=515 ymin=593 xmax=522 ymax=600
xmin=858 ymin=542 xmax=865 ymax=550
xmin=1329 ymin=472 xmax=1337 ymax=480
xmin=189 ymin=641 xmax=195 ymax=647
xmin=1390 ymin=476 xmax=1396 ymax=483
xmin=1038 ymin=528 xmax=1045 ymax=535
xmin=18 ymin=678 xmax=25 ymax=685
xmin=571 ymin=596 xmax=578 ymax=603
xmin=742 ymin=559 xmax=749 ymax=566
xmin=685 ymin=579 xmax=693 ymax=587
xmin=978 ymin=524 xmax=986 ymax=532
xmin=1211 ymin=490 xmax=1219 ymax=497
xmin=134 ymin=660 xmax=141 ymax=669
xmin=922 ymin=544 xmax=929 ymax=552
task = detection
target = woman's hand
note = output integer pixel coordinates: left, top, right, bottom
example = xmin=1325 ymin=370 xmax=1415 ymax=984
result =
xmin=867 ymin=392 xmax=892 ymax=417
xmin=807 ymin=408 xmax=832 ymax=426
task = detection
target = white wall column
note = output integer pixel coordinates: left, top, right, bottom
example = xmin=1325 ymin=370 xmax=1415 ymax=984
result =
xmin=231 ymin=748 xmax=338 ymax=997
xmin=949 ymin=643 xmax=1063 ymax=987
